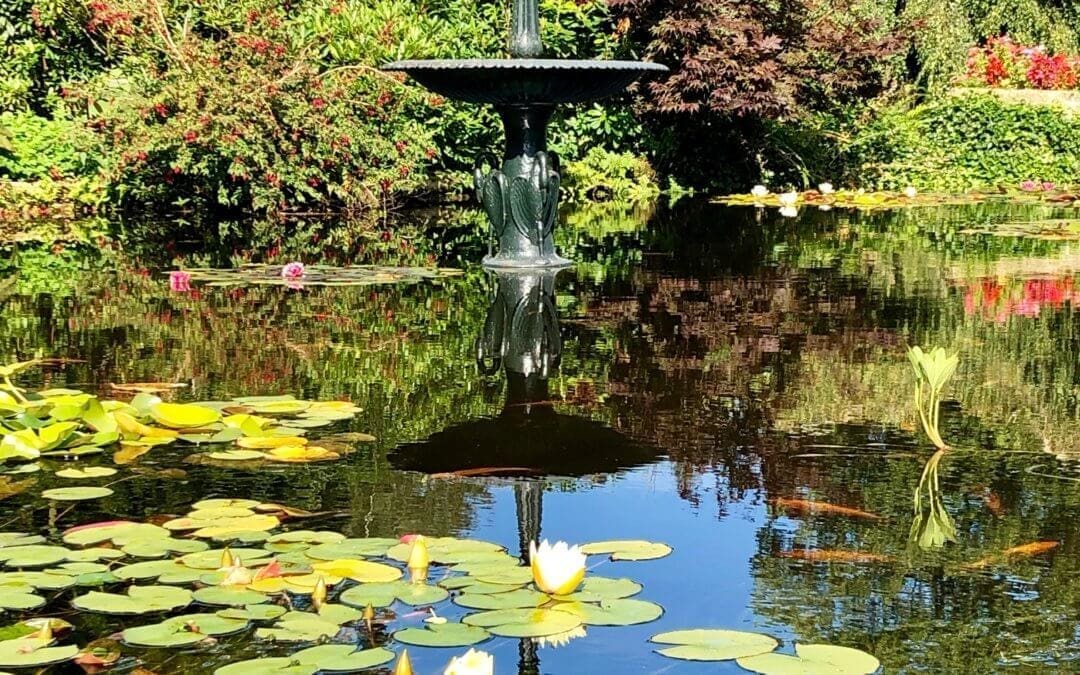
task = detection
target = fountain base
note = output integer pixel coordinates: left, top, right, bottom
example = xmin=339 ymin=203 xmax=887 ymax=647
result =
xmin=473 ymin=105 xmax=570 ymax=268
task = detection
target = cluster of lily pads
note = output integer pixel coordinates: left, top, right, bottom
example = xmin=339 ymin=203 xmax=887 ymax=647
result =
xmin=177 ymin=264 xmax=463 ymax=288
xmin=0 ymin=360 xmax=373 ymax=474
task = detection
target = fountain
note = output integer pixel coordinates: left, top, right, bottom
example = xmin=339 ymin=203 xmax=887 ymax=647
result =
xmin=383 ymin=0 xmax=666 ymax=268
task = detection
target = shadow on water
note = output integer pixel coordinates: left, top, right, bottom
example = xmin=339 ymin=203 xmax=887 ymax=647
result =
xmin=0 ymin=199 xmax=1078 ymax=672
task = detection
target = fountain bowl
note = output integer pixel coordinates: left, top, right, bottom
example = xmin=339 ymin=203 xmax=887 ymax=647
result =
xmin=381 ymin=58 xmax=667 ymax=106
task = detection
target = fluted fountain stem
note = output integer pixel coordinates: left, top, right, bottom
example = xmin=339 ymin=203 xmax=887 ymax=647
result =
xmin=510 ymin=0 xmax=543 ymax=58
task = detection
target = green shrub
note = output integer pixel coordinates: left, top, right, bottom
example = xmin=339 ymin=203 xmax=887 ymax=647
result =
xmin=846 ymin=93 xmax=1080 ymax=190
xmin=0 ymin=111 xmax=99 ymax=180
xmin=562 ymin=147 xmax=659 ymax=203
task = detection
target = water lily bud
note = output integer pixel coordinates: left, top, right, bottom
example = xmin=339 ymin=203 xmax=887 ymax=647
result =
xmin=443 ymin=648 xmax=494 ymax=675
xmin=818 ymin=182 xmax=834 ymax=195
xmin=393 ymin=649 xmax=414 ymax=675
xmin=231 ymin=552 xmax=243 ymax=568
xmin=529 ymin=540 xmax=586 ymax=596
xmin=407 ymin=535 xmax=430 ymax=569
xmin=220 ymin=548 xmax=233 ymax=569
xmin=312 ymin=575 xmax=327 ymax=610
xmin=37 ymin=621 xmax=52 ymax=643
xmin=363 ymin=602 xmax=376 ymax=623
xmin=750 ymin=185 xmax=769 ymax=198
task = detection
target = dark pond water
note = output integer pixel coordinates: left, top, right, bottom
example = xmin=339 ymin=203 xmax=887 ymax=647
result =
xmin=1 ymin=200 xmax=1078 ymax=673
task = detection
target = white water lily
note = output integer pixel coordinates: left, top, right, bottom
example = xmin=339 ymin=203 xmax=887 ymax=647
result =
xmin=779 ymin=206 xmax=798 ymax=218
xmin=444 ymin=648 xmax=494 ymax=675
xmin=529 ymin=540 xmax=586 ymax=595
xmin=818 ymin=182 xmax=834 ymax=195
xmin=903 ymin=186 xmax=918 ymax=198
xmin=778 ymin=191 xmax=799 ymax=206
xmin=750 ymin=185 xmax=769 ymax=198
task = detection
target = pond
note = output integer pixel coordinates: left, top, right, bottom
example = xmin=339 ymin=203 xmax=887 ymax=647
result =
xmin=0 ymin=200 xmax=1078 ymax=673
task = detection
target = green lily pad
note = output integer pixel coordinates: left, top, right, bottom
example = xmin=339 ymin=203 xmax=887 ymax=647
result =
xmin=0 ymin=571 xmax=75 ymax=589
xmin=180 ymin=548 xmax=271 ymax=569
xmin=52 ymin=562 xmax=108 ymax=575
xmin=55 ymin=467 xmax=117 ymax=479
xmin=211 ymin=530 xmax=271 ymax=545
xmin=454 ymin=588 xmax=548 ymax=610
xmin=41 ymin=486 xmax=113 ymax=501
xmin=555 ymin=577 xmax=642 ymax=602
xmin=207 ymin=450 xmax=265 ymax=461
xmin=123 ymin=612 xmax=251 ymax=647
xmin=463 ymin=607 xmax=583 ymax=638
xmin=339 ymin=580 xmax=449 ymax=608
xmin=73 ymin=571 xmax=119 ymax=586
xmin=63 ymin=521 xmax=170 ymax=547
xmin=214 ymin=645 xmax=394 ymax=675
xmin=193 ymin=586 xmax=269 ymax=607
xmin=255 ymin=615 xmax=341 ymax=642
xmin=579 ymin=540 xmax=672 ymax=561
xmin=0 ymin=588 xmax=45 ymax=610
xmin=113 ymin=560 xmax=203 ymax=584
xmin=550 ymin=598 xmax=663 ymax=626
xmin=471 ymin=565 xmax=534 ymax=586
xmin=217 ymin=604 xmax=287 ymax=622
xmin=0 ymin=638 xmax=78 ymax=668
xmin=66 ymin=547 xmax=125 ymax=562
xmin=386 ymin=537 xmax=504 ymax=564
xmin=394 ymin=622 xmax=492 ymax=648
xmin=247 ymin=401 xmax=311 ymax=415
xmin=302 ymin=538 xmax=398 ymax=560
xmin=0 ymin=534 xmax=44 ymax=549
xmin=279 ymin=604 xmax=361 ymax=626
xmin=266 ymin=531 xmax=345 ymax=545
xmin=0 ymin=545 xmax=70 ymax=567
xmin=150 ymin=403 xmax=221 ymax=429
xmin=73 ymin=585 xmax=193 ymax=615
xmin=192 ymin=498 xmax=262 ymax=510
xmin=651 ymin=628 xmax=780 ymax=661
xmin=438 ymin=578 xmax=523 ymax=594
xmin=737 ymin=644 xmax=882 ymax=675
xmin=122 ymin=538 xmax=209 ymax=558
xmin=188 ymin=506 xmax=258 ymax=520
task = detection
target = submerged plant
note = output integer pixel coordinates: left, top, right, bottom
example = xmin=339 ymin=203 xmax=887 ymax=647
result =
xmin=910 ymin=449 xmax=957 ymax=550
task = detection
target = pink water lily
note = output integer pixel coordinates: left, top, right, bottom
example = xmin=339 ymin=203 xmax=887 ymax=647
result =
xmin=281 ymin=262 xmax=306 ymax=279
xmin=1020 ymin=180 xmax=1038 ymax=191
xmin=1041 ymin=181 xmax=1056 ymax=191
xmin=169 ymin=271 xmax=191 ymax=292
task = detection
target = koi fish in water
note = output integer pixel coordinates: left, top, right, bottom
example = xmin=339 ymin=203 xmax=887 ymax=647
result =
xmin=771 ymin=498 xmax=884 ymax=521
xmin=777 ymin=549 xmax=893 ymax=564
xmin=964 ymin=540 xmax=1060 ymax=570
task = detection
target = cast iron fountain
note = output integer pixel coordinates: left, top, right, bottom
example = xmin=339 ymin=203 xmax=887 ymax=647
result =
xmin=383 ymin=0 xmax=666 ymax=268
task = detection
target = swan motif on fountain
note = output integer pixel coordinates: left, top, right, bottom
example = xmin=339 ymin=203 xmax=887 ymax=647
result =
xmin=383 ymin=0 xmax=666 ymax=268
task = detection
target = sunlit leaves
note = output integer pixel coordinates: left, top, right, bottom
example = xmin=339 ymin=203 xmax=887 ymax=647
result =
xmin=393 ymin=622 xmax=491 ymax=648
xmin=579 ymin=540 xmax=672 ymax=561
xmin=462 ymin=607 xmax=583 ymax=638
xmin=339 ymin=581 xmax=448 ymax=608
xmin=737 ymin=644 xmax=881 ymax=674
xmin=41 ymin=487 xmax=114 ymax=501
xmin=214 ymin=646 xmax=395 ymax=674
xmin=72 ymin=586 xmax=193 ymax=615
xmin=122 ymin=613 xmax=251 ymax=647
xmin=0 ymin=637 xmax=79 ymax=668
xmin=150 ymin=403 xmax=222 ymax=429
xmin=550 ymin=598 xmax=663 ymax=626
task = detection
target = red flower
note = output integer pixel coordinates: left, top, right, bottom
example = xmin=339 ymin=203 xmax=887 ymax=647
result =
xmin=312 ymin=97 xmax=326 ymax=110
xmin=183 ymin=130 xmax=198 ymax=143
xmin=394 ymin=140 xmax=407 ymax=153
xmin=154 ymin=103 xmax=169 ymax=118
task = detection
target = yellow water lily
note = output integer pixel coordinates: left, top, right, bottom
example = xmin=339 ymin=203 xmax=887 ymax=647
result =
xmin=407 ymin=535 xmax=430 ymax=581
xmin=393 ymin=650 xmax=414 ymax=675
xmin=529 ymin=540 xmax=586 ymax=595
xmin=443 ymin=648 xmax=494 ymax=675
xmin=312 ymin=575 xmax=327 ymax=610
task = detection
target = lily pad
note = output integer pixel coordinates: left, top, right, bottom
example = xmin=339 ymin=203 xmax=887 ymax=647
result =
xmin=550 ymin=598 xmax=663 ymax=626
xmin=113 ymin=560 xmax=203 ymax=584
xmin=737 ymin=644 xmax=882 ymax=675
xmin=207 ymin=450 xmax=265 ymax=461
xmin=193 ymin=586 xmax=269 ymax=607
xmin=393 ymin=622 xmax=491 ymax=648
xmin=180 ymin=548 xmax=271 ymax=569
xmin=72 ymin=585 xmax=193 ymax=615
xmin=651 ymin=628 xmax=779 ymax=661
xmin=121 ymin=538 xmax=209 ymax=558
xmin=302 ymin=538 xmax=398 ymax=560
xmin=454 ymin=588 xmax=548 ymax=610
xmin=214 ymin=646 xmax=394 ymax=675
xmin=310 ymin=559 xmax=402 ymax=583
xmin=150 ymin=403 xmax=221 ymax=429
xmin=580 ymin=540 xmax=672 ymax=561
xmin=339 ymin=580 xmax=449 ymax=608
xmin=55 ymin=467 xmax=117 ymax=479
xmin=386 ymin=537 xmax=504 ymax=564
xmin=463 ymin=607 xmax=583 ymax=638
xmin=0 ymin=533 xmax=45 ymax=548
xmin=0 ymin=571 xmax=76 ymax=590
xmin=0 ymin=638 xmax=78 ymax=668
xmin=217 ymin=604 xmax=287 ymax=622
xmin=193 ymin=499 xmax=262 ymax=510
xmin=63 ymin=521 xmax=169 ymax=547
xmin=556 ymin=577 xmax=642 ymax=602
xmin=247 ymin=401 xmax=311 ymax=415
xmin=0 ymin=588 xmax=45 ymax=610
xmin=41 ymin=486 xmax=113 ymax=501
xmin=255 ymin=615 xmax=341 ymax=642
xmin=123 ymin=613 xmax=251 ymax=647
xmin=0 ymin=545 xmax=70 ymax=568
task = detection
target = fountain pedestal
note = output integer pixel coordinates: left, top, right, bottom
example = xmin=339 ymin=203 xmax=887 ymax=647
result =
xmin=382 ymin=0 xmax=665 ymax=268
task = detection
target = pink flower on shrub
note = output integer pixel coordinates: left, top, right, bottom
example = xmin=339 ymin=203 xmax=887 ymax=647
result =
xmin=281 ymin=262 xmax=306 ymax=279
xmin=1020 ymin=180 xmax=1038 ymax=191
xmin=169 ymin=270 xmax=192 ymax=292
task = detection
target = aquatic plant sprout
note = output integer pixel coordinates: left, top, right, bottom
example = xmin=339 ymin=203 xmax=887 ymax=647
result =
xmin=906 ymin=346 xmax=958 ymax=450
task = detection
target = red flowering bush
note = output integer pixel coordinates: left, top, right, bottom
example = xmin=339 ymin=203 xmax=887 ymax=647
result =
xmin=67 ymin=0 xmax=439 ymax=215
xmin=964 ymin=37 xmax=1080 ymax=90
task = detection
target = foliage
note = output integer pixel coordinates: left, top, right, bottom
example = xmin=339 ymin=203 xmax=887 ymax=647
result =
xmin=0 ymin=112 xmax=99 ymax=181
xmin=562 ymin=148 xmax=659 ymax=203
xmin=845 ymin=93 xmax=1080 ymax=191
xmin=608 ymin=0 xmax=908 ymax=190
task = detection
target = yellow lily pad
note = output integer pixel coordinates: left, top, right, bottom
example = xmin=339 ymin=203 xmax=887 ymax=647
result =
xmin=263 ymin=446 xmax=339 ymax=463
xmin=150 ymin=403 xmax=221 ymax=429
xmin=236 ymin=436 xmax=308 ymax=449
xmin=310 ymin=559 xmax=402 ymax=583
